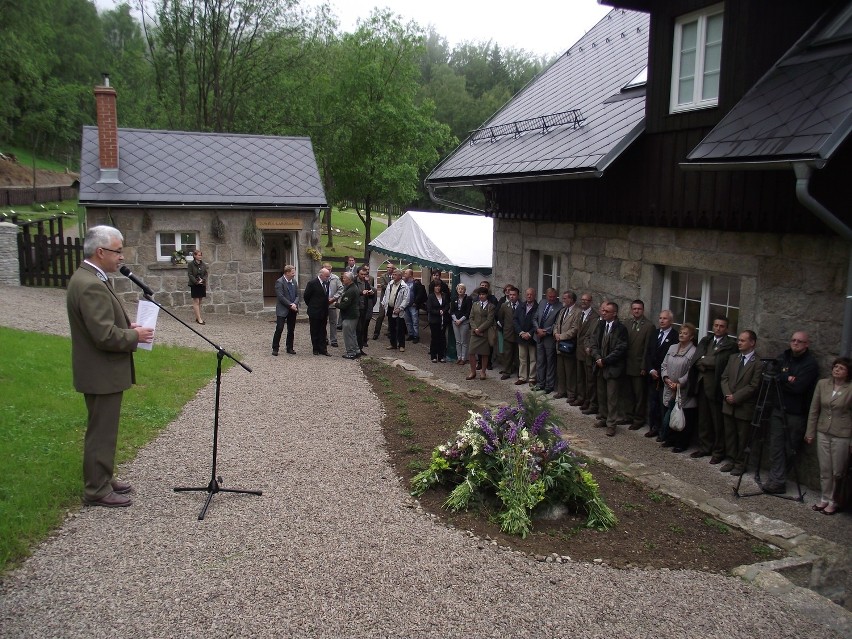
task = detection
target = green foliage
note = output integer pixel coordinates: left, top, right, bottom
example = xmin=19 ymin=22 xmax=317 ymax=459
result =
xmin=704 ymin=518 xmax=731 ymax=534
xmin=0 ymin=327 xmax=228 ymax=573
xmin=411 ymin=394 xmax=616 ymax=537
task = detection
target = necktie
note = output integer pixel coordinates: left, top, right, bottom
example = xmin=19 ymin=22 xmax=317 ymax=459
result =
xmin=606 ymin=322 xmax=612 ymax=334
xmin=543 ymin=303 xmax=550 ymax=317
xmin=740 ymin=354 xmax=747 ymax=367
xmin=481 ymin=302 xmax=486 ymax=309
xmin=324 ymin=280 xmax=329 ymax=296
xmin=633 ymin=320 xmax=639 ymax=331
xmin=658 ymin=331 xmax=664 ymax=345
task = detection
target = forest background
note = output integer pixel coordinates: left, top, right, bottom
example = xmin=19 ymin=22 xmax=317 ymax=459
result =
xmin=0 ymin=0 xmax=554 ymax=237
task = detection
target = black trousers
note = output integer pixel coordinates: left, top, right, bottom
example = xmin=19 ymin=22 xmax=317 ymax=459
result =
xmin=309 ymin=314 xmax=328 ymax=354
xmin=272 ymin=312 xmax=297 ymax=352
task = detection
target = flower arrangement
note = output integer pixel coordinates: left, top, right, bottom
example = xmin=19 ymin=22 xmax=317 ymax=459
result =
xmin=411 ymin=393 xmax=616 ymax=537
xmin=306 ymin=246 xmax=322 ymax=262
xmin=171 ymin=250 xmax=187 ymax=265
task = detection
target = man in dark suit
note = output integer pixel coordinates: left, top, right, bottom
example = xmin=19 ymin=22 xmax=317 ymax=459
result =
xmin=532 ymin=288 xmax=562 ymax=393
xmin=644 ymin=309 xmax=678 ymax=439
xmin=303 ymin=267 xmax=332 ymax=356
xmin=590 ymin=301 xmax=629 ymax=436
xmin=720 ymin=330 xmax=764 ymax=475
xmin=689 ymin=316 xmax=737 ymax=462
xmin=574 ymin=293 xmax=599 ymax=412
xmin=513 ymin=288 xmax=538 ymax=386
xmin=624 ymin=300 xmax=654 ymax=429
xmin=66 ymin=225 xmax=154 ymax=508
xmin=272 ymin=264 xmax=299 ymax=356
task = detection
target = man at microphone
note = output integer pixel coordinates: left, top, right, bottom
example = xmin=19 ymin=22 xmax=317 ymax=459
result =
xmin=67 ymin=225 xmax=154 ymax=508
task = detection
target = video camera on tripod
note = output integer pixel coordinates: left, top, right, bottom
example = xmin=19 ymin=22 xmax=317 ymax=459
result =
xmin=733 ymin=357 xmax=805 ymax=501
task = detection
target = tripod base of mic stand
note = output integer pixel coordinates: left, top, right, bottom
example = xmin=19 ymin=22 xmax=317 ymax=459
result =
xmin=174 ymin=476 xmax=262 ymax=521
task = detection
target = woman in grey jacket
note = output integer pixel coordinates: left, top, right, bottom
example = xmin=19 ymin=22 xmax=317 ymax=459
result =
xmin=660 ymin=323 xmax=698 ymax=452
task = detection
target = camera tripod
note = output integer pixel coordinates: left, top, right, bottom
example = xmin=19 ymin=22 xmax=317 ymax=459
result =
xmin=733 ymin=366 xmax=805 ymax=501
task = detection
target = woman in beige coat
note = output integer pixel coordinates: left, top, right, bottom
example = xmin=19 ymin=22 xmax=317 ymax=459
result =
xmin=805 ymin=356 xmax=852 ymax=514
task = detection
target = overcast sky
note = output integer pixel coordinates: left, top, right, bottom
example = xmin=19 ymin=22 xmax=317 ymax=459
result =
xmin=94 ymin=0 xmax=612 ymax=59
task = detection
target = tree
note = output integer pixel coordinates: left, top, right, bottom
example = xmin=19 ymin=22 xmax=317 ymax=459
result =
xmin=324 ymin=10 xmax=454 ymax=253
xmin=139 ymin=0 xmax=299 ymax=132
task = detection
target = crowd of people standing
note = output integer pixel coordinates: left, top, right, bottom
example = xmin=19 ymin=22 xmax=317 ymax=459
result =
xmin=272 ymin=262 xmax=851 ymax=514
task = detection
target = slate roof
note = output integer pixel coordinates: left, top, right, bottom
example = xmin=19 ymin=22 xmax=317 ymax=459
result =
xmin=685 ymin=2 xmax=852 ymax=168
xmin=426 ymin=8 xmax=649 ymax=186
xmin=79 ymin=127 xmax=327 ymax=208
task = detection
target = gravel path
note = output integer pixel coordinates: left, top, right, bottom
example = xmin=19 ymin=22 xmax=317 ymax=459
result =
xmin=0 ymin=284 xmax=848 ymax=639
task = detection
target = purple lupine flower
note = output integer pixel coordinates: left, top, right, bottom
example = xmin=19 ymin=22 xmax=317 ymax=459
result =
xmin=551 ymin=439 xmax=568 ymax=455
xmin=530 ymin=410 xmax=548 ymax=436
xmin=480 ymin=420 xmax=498 ymax=449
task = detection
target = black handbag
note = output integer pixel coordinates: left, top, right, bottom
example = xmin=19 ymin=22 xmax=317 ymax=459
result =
xmin=557 ymin=340 xmax=576 ymax=354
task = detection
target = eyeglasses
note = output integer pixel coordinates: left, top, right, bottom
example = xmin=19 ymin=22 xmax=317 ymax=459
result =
xmin=100 ymin=247 xmax=123 ymax=254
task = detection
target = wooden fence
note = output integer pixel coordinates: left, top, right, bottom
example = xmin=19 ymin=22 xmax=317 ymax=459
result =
xmin=17 ymin=216 xmax=82 ymax=288
xmin=0 ymin=185 xmax=78 ymax=207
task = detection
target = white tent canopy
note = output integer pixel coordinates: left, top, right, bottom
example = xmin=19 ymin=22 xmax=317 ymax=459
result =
xmin=367 ymin=211 xmax=493 ymax=276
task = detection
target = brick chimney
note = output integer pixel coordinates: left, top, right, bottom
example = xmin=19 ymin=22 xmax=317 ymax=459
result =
xmin=94 ymin=74 xmax=120 ymax=184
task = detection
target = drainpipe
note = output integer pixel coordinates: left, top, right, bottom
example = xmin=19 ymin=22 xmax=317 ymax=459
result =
xmin=794 ymin=163 xmax=852 ymax=356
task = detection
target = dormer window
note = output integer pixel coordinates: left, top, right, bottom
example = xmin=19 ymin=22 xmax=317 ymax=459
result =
xmin=670 ymin=3 xmax=724 ymax=113
xmin=623 ymin=66 xmax=647 ymax=91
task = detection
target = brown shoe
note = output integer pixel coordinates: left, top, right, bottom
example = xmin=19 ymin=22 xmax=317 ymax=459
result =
xmin=85 ymin=491 xmax=131 ymax=508
xmin=552 ymin=393 xmax=567 ymax=399
xmin=594 ymin=420 xmax=607 ymax=428
xmin=111 ymin=479 xmax=132 ymax=494
xmin=644 ymin=429 xmax=659 ymax=438
xmin=708 ymin=456 xmax=724 ymax=464
xmin=616 ymin=419 xmax=632 ymax=426
xmin=605 ymin=425 xmax=616 ymax=437
xmin=627 ymin=423 xmax=643 ymax=431
xmin=569 ymin=400 xmax=584 ymax=407
xmin=689 ymin=450 xmax=710 ymax=459
xmin=580 ymin=407 xmax=597 ymax=415
xmin=500 ymin=374 xmax=511 ymax=380
xmin=514 ymin=379 xmax=527 ymax=385
xmin=465 ymin=373 xmax=477 ymax=380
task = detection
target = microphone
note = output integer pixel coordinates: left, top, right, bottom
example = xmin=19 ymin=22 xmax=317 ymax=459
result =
xmin=119 ymin=265 xmax=154 ymax=296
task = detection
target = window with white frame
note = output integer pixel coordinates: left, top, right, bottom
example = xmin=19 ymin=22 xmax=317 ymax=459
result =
xmin=670 ymin=3 xmax=724 ymax=113
xmin=538 ymin=252 xmax=561 ymax=299
xmin=156 ymin=231 xmax=198 ymax=261
xmin=663 ymin=268 xmax=740 ymax=337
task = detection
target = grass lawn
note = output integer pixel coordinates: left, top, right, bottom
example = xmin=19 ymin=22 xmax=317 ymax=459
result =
xmin=0 ymin=327 xmax=230 ymax=574
xmin=320 ymin=206 xmax=392 ymax=260
xmin=0 ymin=146 xmax=71 ymax=174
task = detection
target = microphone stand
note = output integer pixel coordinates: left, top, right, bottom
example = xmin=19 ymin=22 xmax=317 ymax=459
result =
xmin=136 ymin=290 xmax=262 ymax=520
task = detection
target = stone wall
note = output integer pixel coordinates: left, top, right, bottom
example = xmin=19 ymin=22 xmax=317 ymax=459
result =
xmin=0 ymin=222 xmax=20 ymax=286
xmin=494 ymin=220 xmax=848 ymax=365
xmin=494 ymin=219 xmax=851 ymax=489
xmin=86 ymin=207 xmax=316 ymax=317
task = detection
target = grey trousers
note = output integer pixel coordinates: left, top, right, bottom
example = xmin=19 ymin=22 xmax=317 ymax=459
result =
xmin=342 ymin=317 xmax=359 ymax=357
xmin=327 ymin=307 xmax=339 ymax=344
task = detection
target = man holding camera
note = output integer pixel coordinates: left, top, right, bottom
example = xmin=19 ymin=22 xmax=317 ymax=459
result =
xmin=762 ymin=331 xmax=818 ymax=494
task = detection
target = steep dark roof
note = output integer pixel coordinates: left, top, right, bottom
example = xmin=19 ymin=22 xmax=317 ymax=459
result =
xmin=685 ymin=2 xmax=852 ymax=168
xmin=79 ymin=127 xmax=327 ymax=208
xmin=426 ymin=8 xmax=649 ymax=186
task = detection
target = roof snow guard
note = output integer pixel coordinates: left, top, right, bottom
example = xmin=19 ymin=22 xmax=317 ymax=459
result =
xmin=468 ymin=110 xmax=586 ymax=145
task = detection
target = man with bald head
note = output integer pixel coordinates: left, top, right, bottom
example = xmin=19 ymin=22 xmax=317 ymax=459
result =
xmin=303 ymin=267 xmax=332 ymax=356
xmin=762 ymin=330 xmax=818 ymax=493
